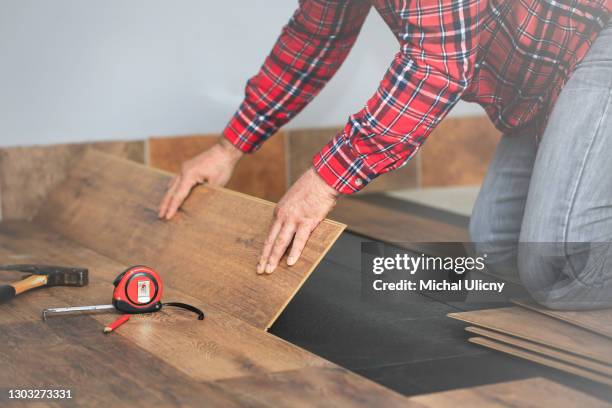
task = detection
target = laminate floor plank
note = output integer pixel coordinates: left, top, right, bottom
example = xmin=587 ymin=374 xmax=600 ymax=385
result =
xmin=470 ymin=337 xmax=612 ymax=387
xmin=214 ymin=367 xmax=419 ymax=408
xmin=410 ymin=377 xmax=611 ymax=408
xmin=0 ymin=318 xmax=251 ymax=407
xmin=0 ymin=221 xmax=332 ymax=384
xmin=449 ymin=307 xmax=612 ymax=365
xmin=34 ymin=150 xmax=344 ymax=330
xmin=513 ymin=299 xmax=612 ymax=339
xmin=466 ymin=326 xmax=612 ymax=377
xmin=330 ymin=198 xmax=468 ymax=256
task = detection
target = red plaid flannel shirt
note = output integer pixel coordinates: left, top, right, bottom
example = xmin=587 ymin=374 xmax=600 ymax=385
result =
xmin=223 ymin=0 xmax=611 ymax=194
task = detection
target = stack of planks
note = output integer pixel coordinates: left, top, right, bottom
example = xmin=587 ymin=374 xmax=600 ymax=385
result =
xmin=449 ymin=300 xmax=612 ymax=388
xmin=1 ymin=150 xmax=608 ymax=406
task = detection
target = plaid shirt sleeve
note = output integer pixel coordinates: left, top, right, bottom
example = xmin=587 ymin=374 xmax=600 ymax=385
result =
xmin=314 ymin=1 xmax=483 ymax=193
xmin=222 ymin=0 xmax=371 ymax=152
xmin=224 ymin=0 xmax=482 ymax=194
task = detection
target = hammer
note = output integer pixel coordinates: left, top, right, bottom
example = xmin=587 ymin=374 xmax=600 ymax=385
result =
xmin=0 ymin=264 xmax=89 ymax=304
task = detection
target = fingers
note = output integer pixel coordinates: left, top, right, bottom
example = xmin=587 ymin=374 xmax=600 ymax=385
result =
xmin=165 ymin=177 xmax=197 ymax=219
xmin=158 ymin=176 xmax=179 ymax=218
xmin=258 ymin=221 xmax=282 ymax=274
xmin=265 ymin=222 xmax=297 ymax=274
xmin=287 ymin=224 xmax=311 ymax=266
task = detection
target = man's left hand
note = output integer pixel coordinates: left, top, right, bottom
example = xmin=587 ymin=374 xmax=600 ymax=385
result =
xmin=257 ymin=167 xmax=339 ymax=274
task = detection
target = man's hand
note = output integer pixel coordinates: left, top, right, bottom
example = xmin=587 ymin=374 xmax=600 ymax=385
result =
xmin=258 ymin=167 xmax=339 ymax=274
xmin=158 ymin=137 xmax=243 ymax=220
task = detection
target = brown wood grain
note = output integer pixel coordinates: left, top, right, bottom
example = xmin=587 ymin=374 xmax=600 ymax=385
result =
xmin=411 ymin=377 xmax=611 ymax=408
xmin=513 ymin=299 xmax=612 ymax=340
xmin=149 ymin=133 xmax=287 ymax=202
xmin=420 ymin=116 xmax=501 ymax=187
xmin=215 ymin=367 xmax=418 ymax=408
xmin=0 ymin=221 xmax=331 ymax=382
xmin=0 ymin=318 xmax=251 ymax=407
xmin=466 ymin=326 xmax=612 ymax=377
xmin=34 ymin=150 xmax=344 ymax=330
xmin=0 ymin=220 xmax=414 ymax=406
xmin=286 ymin=127 xmax=419 ymax=193
xmin=330 ymin=197 xmax=469 ymax=245
xmin=449 ymin=307 xmax=612 ymax=365
xmin=0 ymin=141 xmax=145 ymax=221
xmin=470 ymin=337 xmax=612 ymax=387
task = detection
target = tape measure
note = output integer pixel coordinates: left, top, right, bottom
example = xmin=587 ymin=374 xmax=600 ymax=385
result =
xmin=42 ymin=265 xmax=205 ymax=326
xmin=112 ymin=265 xmax=163 ymax=314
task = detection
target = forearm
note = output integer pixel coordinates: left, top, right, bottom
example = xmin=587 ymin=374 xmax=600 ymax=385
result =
xmin=223 ymin=0 xmax=370 ymax=153
xmin=313 ymin=3 xmax=482 ymax=194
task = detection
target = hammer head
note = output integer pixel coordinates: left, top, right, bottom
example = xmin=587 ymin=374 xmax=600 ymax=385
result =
xmin=0 ymin=264 xmax=88 ymax=287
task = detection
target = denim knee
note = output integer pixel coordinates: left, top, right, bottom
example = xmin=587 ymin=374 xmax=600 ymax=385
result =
xmin=516 ymin=242 xmax=609 ymax=309
xmin=469 ymin=211 xmax=519 ymax=280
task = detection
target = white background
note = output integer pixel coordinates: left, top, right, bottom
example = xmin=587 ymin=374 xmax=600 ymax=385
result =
xmin=0 ymin=1 xmax=483 ymax=147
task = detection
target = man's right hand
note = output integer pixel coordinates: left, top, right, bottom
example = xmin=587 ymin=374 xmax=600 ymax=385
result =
xmin=158 ymin=137 xmax=243 ymax=220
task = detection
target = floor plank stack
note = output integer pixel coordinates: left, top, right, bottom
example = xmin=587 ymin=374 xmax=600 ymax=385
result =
xmin=449 ymin=302 xmax=612 ymax=389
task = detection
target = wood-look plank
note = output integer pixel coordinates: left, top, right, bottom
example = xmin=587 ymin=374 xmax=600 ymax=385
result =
xmin=466 ymin=326 xmax=612 ymax=377
xmin=449 ymin=307 xmax=612 ymax=365
xmin=411 ymin=377 xmax=611 ymax=408
xmin=149 ymin=133 xmax=287 ymax=202
xmin=34 ymin=150 xmax=345 ymax=330
xmin=0 ymin=318 xmax=250 ymax=407
xmin=0 ymin=221 xmax=332 ymax=381
xmin=330 ymin=197 xmax=469 ymax=251
xmin=286 ymin=127 xmax=419 ymax=193
xmin=513 ymin=299 xmax=612 ymax=339
xmin=215 ymin=367 xmax=419 ymax=408
xmin=420 ymin=116 xmax=501 ymax=187
xmin=0 ymin=141 xmax=145 ymax=221
xmin=469 ymin=337 xmax=612 ymax=387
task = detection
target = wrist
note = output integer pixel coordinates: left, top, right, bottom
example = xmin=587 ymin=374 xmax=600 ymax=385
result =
xmin=218 ymin=136 xmax=244 ymax=162
xmin=308 ymin=167 xmax=340 ymax=199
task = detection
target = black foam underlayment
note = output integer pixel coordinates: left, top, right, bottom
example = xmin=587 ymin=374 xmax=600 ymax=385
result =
xmin=270 ymin=197 xmax=612 ymax=400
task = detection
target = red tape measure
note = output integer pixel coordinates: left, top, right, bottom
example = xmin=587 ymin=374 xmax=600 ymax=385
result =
xmin=112 ymin=265 xmax=163 ymax=314
xmin=110 ymin=265 xmax=204 ymax=320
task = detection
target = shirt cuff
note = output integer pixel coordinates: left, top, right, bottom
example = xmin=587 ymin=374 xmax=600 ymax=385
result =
xmin=312 ymin=131 xmax=377 ymax=194
xmin=222 ymin=103 xmax=277 ymax=153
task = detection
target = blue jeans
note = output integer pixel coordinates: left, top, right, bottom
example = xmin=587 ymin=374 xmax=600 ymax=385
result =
xmin=469 ymin=22 xmax=612 ymax=310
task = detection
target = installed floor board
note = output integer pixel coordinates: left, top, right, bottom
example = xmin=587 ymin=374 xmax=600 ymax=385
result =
xmin=470 ymin=337 xmax=612 ymax=387
xmin=0 ymin=221 xmax=333 ymax=383
xmin=513 ymin=299 xmax=612 ymax=339
xmin=466 ymin=326 xmax=612 ymax=377
xmin=449 ymin=307 xmax=612 ymax=365
xmin=215 ymin=367 xmax=417 ymax=408
xmin=353 ymin=194 xmax=470 ymax=229
xmin=329 ymin=198 xmax=469 ymax=254
xmin=35 ymin=150 xmax=344 ymax=330
xmin=0 ymin=318 xmax=249 ymax=407
xmin=410 ymin=377 xmax=611 ymax=408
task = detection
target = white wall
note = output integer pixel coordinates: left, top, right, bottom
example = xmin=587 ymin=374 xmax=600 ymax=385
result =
xmin=0 ymin=0 xmax=483 ymax=147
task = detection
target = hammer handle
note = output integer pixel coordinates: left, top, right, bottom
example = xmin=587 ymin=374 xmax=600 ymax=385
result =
xmin=0 ymin=275 xmax=48 ymax=304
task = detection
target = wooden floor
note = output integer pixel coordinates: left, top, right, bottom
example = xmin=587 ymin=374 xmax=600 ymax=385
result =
xmin=1 ymin=151 xmax=610 ymax=406
xmin=0 ymin=151 xmax=413 ymax=406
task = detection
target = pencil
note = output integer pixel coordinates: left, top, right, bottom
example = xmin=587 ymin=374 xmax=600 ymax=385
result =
xmin=103 ymin=314 xmax=131 ymax=334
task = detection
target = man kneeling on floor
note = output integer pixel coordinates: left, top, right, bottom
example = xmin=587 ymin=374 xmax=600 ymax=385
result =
xmin=157 ymin=0 xmax=612 ymax=311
